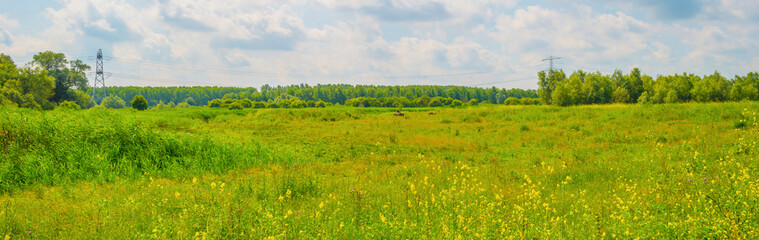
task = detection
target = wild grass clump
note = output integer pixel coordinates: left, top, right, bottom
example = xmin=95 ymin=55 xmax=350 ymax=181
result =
xmin=0 ymin=108 xmax=272 ymax=192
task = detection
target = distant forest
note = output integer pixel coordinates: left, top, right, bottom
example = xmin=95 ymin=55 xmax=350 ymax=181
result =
xmin=99 ymin=85 xmax=538 ymax=107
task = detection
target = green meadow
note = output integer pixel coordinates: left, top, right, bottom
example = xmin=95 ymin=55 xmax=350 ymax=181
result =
xmin=1 ymin=102 xmax=758 ymax=239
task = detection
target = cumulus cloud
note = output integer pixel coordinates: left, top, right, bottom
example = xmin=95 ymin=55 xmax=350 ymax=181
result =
xmin=0 ymin=14 xmax=19 ymax=46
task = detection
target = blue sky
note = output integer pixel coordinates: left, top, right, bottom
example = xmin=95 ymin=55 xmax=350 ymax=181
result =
xmin=1 ymin=0 xmax=758 ymax=89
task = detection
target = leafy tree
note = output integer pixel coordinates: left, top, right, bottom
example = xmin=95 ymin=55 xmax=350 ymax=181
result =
xmin=612 ymin=87 xmax=630 ymax=103
xmin=131 ymin=95 xmax=148 ymax=110
xmin=637 ymin=91 xmax=650 ymax=104
xmin=664 ymin=90 xmax=678 ymax=103
xmin=538 ymin=69 xmax=566 ymax=105
xmin=71 ymin=89 xmax=95 ymax=109
xmin=32 ymin=51 xmax=90 ymax=103
xmin=101 ymin=96 xmax=127 ymax=109
xmin=551 ymin=83 xmax=572 ymax=107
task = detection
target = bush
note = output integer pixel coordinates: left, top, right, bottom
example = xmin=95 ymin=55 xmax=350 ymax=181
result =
xmin=429 ymin=99 xmax=443 ymax=107
xmin=130 ymin=95 xmax=148 ymax=110
xmin=450 ymin=99 xmax=463 ymax=107
xmin=239 ymin=99 xmax=253 ymax=108
xmin=228 ymin=102 xmax=243 ymax=110
xmin=253 ymin=101 xmax=266 ymax=108
xmin=208 ymin=99 xmax=223 ymax=108
xmin=101 ymin=96 xmax=127 ymax=109
xmin=58 ymin=100 xmax=81 ymax=110
xmin=468 ymin=99 xmax=479 ymax=106
xmin=176 ymin=102 xmax=191 ymax=108
xmin=504 ymin=97 xmax=521 ymax=105
xmin=316 ymin=100 xmax=327 ymax=108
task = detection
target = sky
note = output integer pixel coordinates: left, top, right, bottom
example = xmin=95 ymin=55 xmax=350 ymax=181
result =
xmin=0 ymin=0 xmax=758 ymax=89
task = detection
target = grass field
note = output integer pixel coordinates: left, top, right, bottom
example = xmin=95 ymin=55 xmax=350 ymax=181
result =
xmin=1 ymin=102 xmax=758 ymax=239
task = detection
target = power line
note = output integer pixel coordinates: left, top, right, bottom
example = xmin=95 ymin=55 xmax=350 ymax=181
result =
xmin=468 ymin=76 xmax=536 ymax=87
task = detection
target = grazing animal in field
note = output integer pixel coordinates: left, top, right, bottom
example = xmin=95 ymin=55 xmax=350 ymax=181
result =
xmin=393 ymin=111 xmax=405 ymax=116
xmin=428 ymin=111 xmax=436 ymax=115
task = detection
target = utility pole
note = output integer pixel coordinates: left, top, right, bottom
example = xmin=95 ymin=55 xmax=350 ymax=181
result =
xmin=92 ymin=49 xmax=106 ymax=103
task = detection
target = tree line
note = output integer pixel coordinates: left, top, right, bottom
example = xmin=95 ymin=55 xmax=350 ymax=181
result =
xmin=539 ymin=68 xmax=759 ymax=106
xmin=104 ymin=84 xmax=538 ymax=107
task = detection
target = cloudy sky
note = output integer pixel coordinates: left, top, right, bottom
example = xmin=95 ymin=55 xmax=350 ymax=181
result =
xmin=1 ymin=0 xmax=758 ymax=89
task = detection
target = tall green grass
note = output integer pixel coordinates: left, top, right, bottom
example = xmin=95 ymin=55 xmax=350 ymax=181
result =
xmin=0 ymin=107 xmax=273 ymax=192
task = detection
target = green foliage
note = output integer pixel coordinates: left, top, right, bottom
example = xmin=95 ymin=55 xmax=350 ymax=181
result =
xmin=450 ymin=99 xmax=463 ymax=107
xmin=638 ymin=91 xmax=650 ymax=104
xmin=130 ymin=95 xmax=148 ymax=110
xmin=100 ymin=84 xmax=537 ymax=107
xmin=612 ymin=87 xmax=630 ymax=103
xmin=101 ymin=95 xmax=127 ymax=109
xmin=468 ymin=99 xmax=479 ymax=105
xmin=57 ymin=100 xmax=81 ymax=110
xmin=504 ymin=97 xmax=521 ymax=105
xmin=428 ymin=98 xmax=442 ymax=107
xmin=252 ymin=101 xmax=266 ymax=108
xmin=228 ymin=102 xmax=243 ymax=110
xmin=32 ymin=51 xmax=90 ymax=103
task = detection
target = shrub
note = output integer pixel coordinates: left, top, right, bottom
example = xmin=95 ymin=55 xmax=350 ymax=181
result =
xmin=208 ymin=99 xmax=223 ymax=108
xmin=101 ymin=96 xmax=127 ymax=109
xmin=228 ymin=102 xmax=243 ymax=110
xmin=58 ymin=100 xmax=81 ymax=110
xmin=130 ymin=95 xmax=148 ymax=110
xmin=429 ymin=99 xmax=443 ymax=107
xmin=504 ymin=97 xmax=521 ymax=105
xmin=253 ymin=101 xmax=267 ymax=108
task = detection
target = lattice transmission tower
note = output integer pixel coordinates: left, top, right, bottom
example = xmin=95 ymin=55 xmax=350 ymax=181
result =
xmin=91 ymin=49 xmax=107 ymax=103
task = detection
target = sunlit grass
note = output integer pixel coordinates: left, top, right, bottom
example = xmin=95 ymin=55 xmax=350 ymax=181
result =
xmin=1 ymin=102 xmax=758 ymax=238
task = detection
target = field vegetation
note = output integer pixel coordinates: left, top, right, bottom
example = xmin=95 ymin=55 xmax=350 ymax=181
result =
xmin=1 ymin=102 xmax=758 ymax=239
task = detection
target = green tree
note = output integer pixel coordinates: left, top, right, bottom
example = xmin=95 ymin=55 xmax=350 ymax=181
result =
xmin=612 ymin=87 xmax=630 ymax=104
xmin=664 ymin=90 xmax=678 ymax=103
xmin=131 ymin=95 xmax=148 ymax=110
xmin=637 ymin=91 xmax=650 ymax=104
xmin=101 ymin=96 xmax=127 ymax=109
xmin=538 ymin=69 xmax=566 ymax=105
xmin=551 ymin=83 xmax=572 ymax=107
xmin=32 ymin=51 xmax=90 ymax=103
